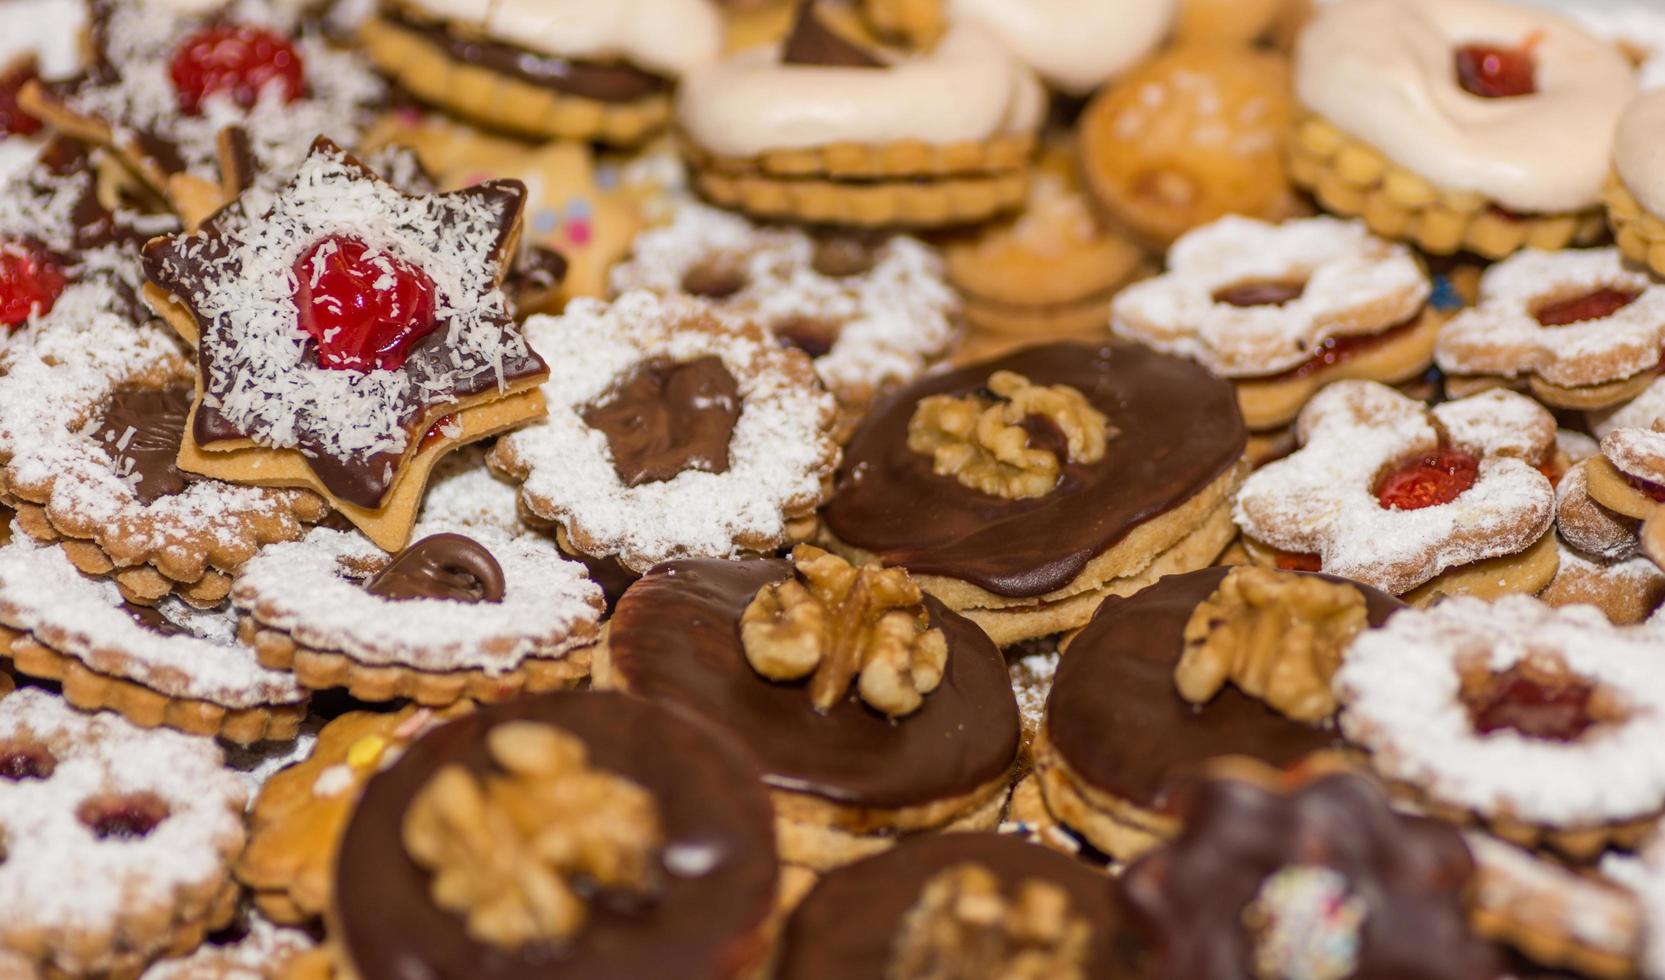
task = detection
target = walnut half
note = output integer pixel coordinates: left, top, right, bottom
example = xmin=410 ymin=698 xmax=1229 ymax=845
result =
xmin=402 ymin=721 xmax=664 ymax=950
xmin=740 ymin=545 xmax=948 ymax=718
xmin=907 ymin=371 xmax=1110 ymax=500
xmin=888 ymin=863 xmax=1090 ymax=980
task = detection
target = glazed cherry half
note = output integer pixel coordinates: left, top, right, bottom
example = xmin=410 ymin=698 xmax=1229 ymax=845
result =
xmin=1455 ymin=43 xmax=1537 ymax=99
xmin=169 ymin=24 xmax=305 ymax=116
xmin=1375 ymin=449 xmax=1479 ymax=511
xmin=293 ymin=235 xmax=439 ymax=372
xmin=0 ymin=241 xmax=68 ymax=330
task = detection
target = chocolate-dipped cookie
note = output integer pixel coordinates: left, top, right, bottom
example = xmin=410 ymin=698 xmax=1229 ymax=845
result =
xmin=821 ymin=341 xmax=1249 ymax=646
xmin=596 ymin=552 xmax=1021 ymax=871
xmin=330 ymin=690 xmax=779 ymax=980
xmin=1033 ymin=566 xmax=1404 ymax=861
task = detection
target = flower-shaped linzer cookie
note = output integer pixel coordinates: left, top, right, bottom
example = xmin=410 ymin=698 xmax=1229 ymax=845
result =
xmin=142 ymin=138 xmax=550 ymax=552
xmin=1234 ymin=380 xmax=1558 ymax=600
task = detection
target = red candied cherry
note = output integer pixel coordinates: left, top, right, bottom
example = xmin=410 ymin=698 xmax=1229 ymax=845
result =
xmin=1534 ymin=288 xmax=1641 ymax=327
xmin=169 ymin=24 xmax=305 ymax=116
xmin=1455 ymin=42 xmax=1537 ymax=99
xmin=293 ymin=235 xmax=438 ymax=372
xmin=0 ymin=61 xmax=42 ymax=137
xmin=1375 ymin=449 xmax=1480 ymax=511
xmin=0 ymin=241 xmax=68 ymax=329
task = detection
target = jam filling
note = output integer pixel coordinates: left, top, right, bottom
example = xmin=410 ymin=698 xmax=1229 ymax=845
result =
xmin=1274 ymin=552 xmax=1323 ymax=573
xmin=1627 ymin=472 xmax=1665 ymax=504
xmin=1257 ymin=315 xmax=1425 ymax=384
xmin=0 ymin=742 xmax=54 ymax=781
xmin=0 ymin=60 xmax=42 ymax=137
xmin=419 ymin=413 xmax=456 ymax=450
xmin=1455 ymin=42 xmax=1537 ymax=99
xmin=1212 ymin=280 xmax=1307 ymax=307
xmin=77 ymin=791 xmax=171 ymax=840
xmin=1466 ymin=664 xmax=1596 ymax=741
xmin=1533 ymin=288 xmax=1642 ymax=327
xmin=293 ymin=235 xmax=438 ymax=372
xmin=170 ymin=24 xmax=305 ymax=115
xmin=1375 ymin=449 xmax=1479 ymax=511
xmin=0 ymin=241 xmax=68 ymax=329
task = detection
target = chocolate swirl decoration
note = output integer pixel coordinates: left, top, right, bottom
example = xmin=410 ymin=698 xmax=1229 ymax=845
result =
xmin=93 ymin=384 xmax=195 ymax=505
xmin=582 ymin=356 xmax=741 ymax=487
xmin=365 ymin=533 xmax=506 ymax=603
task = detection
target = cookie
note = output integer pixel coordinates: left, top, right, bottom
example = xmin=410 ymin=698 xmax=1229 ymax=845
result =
xmin=1543 ymin=459 xmax=1665 ymax=623
xmin=0 ymin=0 xmax=86 ymax=184
xmin=822 ymin=342 xmax=1248 ymax=647
xmin=596 ymin=551 xmax=1020 ymax=872
xmin=1290 ymin=0 xmax=1633 ymax=259
xmin=1175 ymin=0 xmax=1309 ymax=49
xmin=1607 ymin=89 xmax=1665 ymax=280
xmin=931 ymin=0 xmax=1176 ymax=95
xmin=140 ymin=910 xmax=318 ymax=980
xmin=141 ymin=138 xmax=550 ymax=553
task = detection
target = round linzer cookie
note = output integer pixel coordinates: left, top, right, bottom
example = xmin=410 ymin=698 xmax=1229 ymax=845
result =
xmin=776 ymin=832 xmax=1127 ymax=979
xmin=141 ymin=138 xmax=550 ymax=554
xmin=1337 ymin=596 xmax=1665 ymax=860
xmin=139 ymin=910 xmax=318 ymax=980
xmin=1584 ymin=389 xmax=1665 ymax=570
xmin=0 ymin=534 xmax=308 ymax=743
xmin=0 ymin=688 xmax=248 ymax=977
xmin=489 ymin=291 xmax=839 ymax=578
xmin=821 ymin=341 xmax=1249 ymax=647
xmin=1112 ymin=216 xmax=1441 ymax=435
xmin=361 ymin=0 xmax=721 ymax=146
xmin=1608 ymin=88 xmax=1665 ymax=280
xmin=1290 ymin=0 xmax=1634 ymax=258
xmin=20 ymin=0 xmax=386 ymax=225
xmin=1031 ymin=566 xmax=1402 ymax=862
xmin=609 ymin=201 xmax=958 ymax=411
xmin=1234 ymin=380 xmax=1560 ymax=604
xmin=1543 ymin=457 xmax=1665 ymax=624
xmin=597 ymin=550 xmax=1020 ymax=871
xmin=329 ymin=691 xmax=780 ymax=980
xmin=676 ymin=2 xmax=1042 ymax=228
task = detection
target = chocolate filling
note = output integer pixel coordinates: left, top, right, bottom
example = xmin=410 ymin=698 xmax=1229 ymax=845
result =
xmin=607 ymin=558 xmax=1020 ymax=809
xmin=93 ymin=384 xmax=195 ymax=504
xmin=781 ymin=3 xmax=885 ymax=68
xmin=823 ymin=342 xmax=1246 ymax=598
xmin=122 ymin=600 xmax=188 ymax=637
xmin=364 ymin=532 xmax=506 ymax=602
xmin=583 ymin=356 xmax=741 ymax=487
xmin=1212 ymin=280 xmax=1306 ymax=307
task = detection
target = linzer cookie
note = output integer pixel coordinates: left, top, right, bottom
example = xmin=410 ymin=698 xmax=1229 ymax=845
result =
xmin=0 ymin=689 xmax=248 ymax=977
xmin=329 ymin=692 xmax=780 ymax=980
xmin=1543 ymin=458 xmax=1665 ymax=624
xmin=139 ymin=910 xmax=317 ymax=980
xmin=1290 ymin=0 xmax=1634 ymax=258
xmin=610 ymin=201 xmax=958 ymax=410
xmin=362 ymin=0 xmax=722 ymax=145
xmin=822 ymin=342 xmax=1248 ymax=646
xmin=1234 ymin=381 xmax=1559 ymax=604
xmin=142 ymin=138 xmax=549 ymax=553
xmin=489 ymin=291 xmax=838 ymax=576
xmin=676 ymin=2 xmax=1042 ymax=227
xmin=1607 ymin=88 xmax=1665 ymax=280
xmin=0 ymin=534 xmax=307 ymax=743
xmin=597 ymin=552 xmax=1020 ymax=871
xmin=1031 ymin=566 xmax=1403 ymax=861
xmin=1337 ymin=596 xmax=1665 ymax=859
xmin=1112 ymin=216 xmax=1440 ymax=433
xmin=1584 ymin=390 xmax=1665 ymax=572
xmin=775 ymin=832 xmax=1126 ymax=980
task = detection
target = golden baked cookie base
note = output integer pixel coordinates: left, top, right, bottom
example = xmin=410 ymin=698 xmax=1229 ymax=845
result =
xmin=1289 ymin=113 xmax=1606 ymax=259
xmin=1585 ymin=455 xmax=1660 ymax=521
xmin=1470 ymin=858 xmax=1641 ymax=980
xmin=1390 ymin=775 xmax=1658 ymax=863
xmin=1030 ymin=725 xmax=1171 ymax=862
xmin=1606 ymin=172 xmax=1665 ymax=280
xmin=360 ymin=17 xmax=669 ymax=146
xmin=1241 ymin=531 xmax=1559 ymax=607
xmin=8 ymin=877 xmax=238 ymax=980
xmin=1445 ymin=370 xmax=1661 ymax=413
xmin=1539 ymin=545 xmax=1665 ymax=625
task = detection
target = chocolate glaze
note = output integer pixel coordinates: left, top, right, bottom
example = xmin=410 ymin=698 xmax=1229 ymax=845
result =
xmin=777 ymin=833 xmax=1131 ymax=980
xmin=582 ymin=357 xmax=741 ymax=487
xmin=781 ymin=2 xmax=884 ymax=68
xmin=607 ymin=558 xmax=1020 ymax=809
xmin=365 ymin=532 xmax=505 ymax=602
xmin=335 ymin=691 xmax=779 ymax=980
xmin=822 ymin=343 xmax=1246 ymax=598
xmin=93 ymin=384 xmax=195 ymax=504
xmin=1046 ymin=568 xmax=1403 ymax=811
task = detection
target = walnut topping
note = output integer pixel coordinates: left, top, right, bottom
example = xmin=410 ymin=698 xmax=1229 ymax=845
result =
xmin=740 ymin=545 xmax=948 ymax=718
xmin=888 ymin=863 xmax=1090 ymax=980
xmin=401 ymin=721 xmax=663 ymax=950
xmin=907 ymin=371 xmax=1110 ymax=500
xmin=1176 ymin=567 xmax=1367 ymax=723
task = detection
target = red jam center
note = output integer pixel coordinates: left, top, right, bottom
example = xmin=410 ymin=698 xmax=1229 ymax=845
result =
xmin=1212 ymin=280 xmax=1307 ymax=307
xmin=0 ymin=241 xmax=68 ymax=329
xmin=1534 ymin=288 xmax=1641 ymax=327
xmin=1375 ymin=449 xmax=1480 ymax=511
xmin=1627 ymin=472 xmax=1665 ymax=504
xmin=1455 ymin=43 xmax=1537 ymax=99
xmin=1275 ymin=552 xmax=1323 ymax=573
xmin=169 ymin=24 xmax=305 ymax=116
xmin=1467 ymin=664 xmax=1595 ymax=741
xmin=0 ymin=61 xmax=42 ymax=137
xmin=0 ymin=743 xmax=54 ymax=780
xmin=77 ymin=792 xmax=171 ymax=840
xmin=293 ymin=235 xmax=438 ymax=372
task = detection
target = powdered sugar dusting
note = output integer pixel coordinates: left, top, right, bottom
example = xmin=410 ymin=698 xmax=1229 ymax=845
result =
xmin=1602 ymin=424 xmax=1665 ymax=484
xmin=1593 ymin=376 xmax=1665 ymax=440
xmin=140 ymin=910 xmax=315 ymax=979
xmin=1464 ymin=830 xmax=1642 ymax=957
xmin=417 ymin=444 xmax=526 ymax=535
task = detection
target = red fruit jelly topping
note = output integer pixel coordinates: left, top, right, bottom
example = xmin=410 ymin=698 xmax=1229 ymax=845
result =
xmin=1455 ymin=43 xmax=1537 ymax=99
xmin=1467 ymin=664 xmax=1595 ymax=742
xmin=1627 ymin=473 xmax=1665 ymax=504
xmin=1534 ymin=288 xmax=1641 ymax=327
xmin=293 ymin=235 xmax=438 ymax=372
xmin=1375 ymin=449 xmax=1479 ymax=511
xmin=0 ymin=241 xmax=68 ymax=329
xmin=0 ymin=61 xmax=42 ymax=137
xmin=77 ymin=791 xmax=171 ymax=840
xmin=1275 ymin=552 xmax=1323 ymax=573
xmin=169 ymin=24 xmax=304 ymax=116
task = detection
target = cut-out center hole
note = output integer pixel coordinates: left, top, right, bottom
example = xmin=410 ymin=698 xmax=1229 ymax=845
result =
xmin=681 ymin=259 xmax=747 ymax=299
xmin=774 ymin=316 xmax=840 ymax=359
xmin=810 ymin=237 xmax=876 ymax=278
xmin=0 ymin=741 xmax=54 ymax=781
xmin=1533 ymin=287 xmax=1641 ymax=327
xmin=1213 ymin=279 xmax=1308 ymax=307
xmin=1464 ymin=663 xmax=1604 ymax=742
xmin=77 ymin=791 xmax=171 ymax=841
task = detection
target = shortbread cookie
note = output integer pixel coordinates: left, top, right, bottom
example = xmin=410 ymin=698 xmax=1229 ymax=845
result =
xmin=490 ymin=291 xmax=839 ymax=576
xmin=142 ymin=139 xmax=549 ymax=552
xmin=776 ymin=832 xmax=1121 ymax=979
xmin=1337 ymin=596 xmax=1665 ymax=859
xmin=1112 ymin=216 xmax=1439 ymax=431
xmin=0 ymin=689 xmax=247 ymax=977
xmin=140 ymin=909 xmax=316 ymax=980
xmin=21 ymin=0 xmax=385 ymax=224
xmin=1607 ymin=89 xmax=1665 ymax=280
xmin=610 ymin=201 xmax=957 ymax=409
xmin=0 ymin=534 xmax=307 ymax=743
xmin=1584 ymin=392 xmax=1665 ymax=561
xmin=1291 ymin=0 xmax=1634 ymax=258
xmin=361 ymin=0 xmax=721 ymax=145
xmin=677 ymin=4 xmax=1042 ymax=227
xmin=597 ymin=551 xmax=1020 ymax=871
xmin=1436 ymin=248 xmax=1665 ymax=411
xmin=329 ymin=691 xmax=780 ymax=979
xmin=822 ymin=342 xmax=1248 ymax=647
xmin=1543 ymin=459 xmax=1665 ymax=623
xmin=1234 ymin=381 xmax=1559 ymax=601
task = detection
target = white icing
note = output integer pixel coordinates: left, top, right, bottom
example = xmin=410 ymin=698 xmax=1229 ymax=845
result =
xmin=1522 ymin=0 xmax=1665 ymax=89
xmin=0 ymin=0 xmax=87 ymax=78
xmin=405 ymin=0 xmax=722 ymax=78
xmin=1616 ymin=88 xmax=1665 ymax=219
xmin=947 ymin=0 xmax=1176 ymax=95
xmin=674 ymin=23 xmax=1044 ymax=158
xmin=1295 ymin=0 xmax=1636 ymax=213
